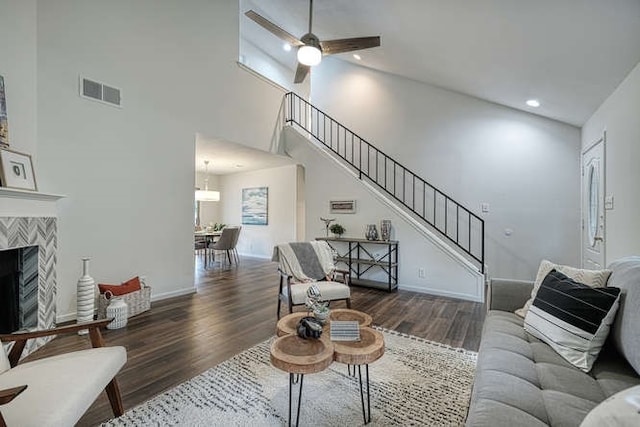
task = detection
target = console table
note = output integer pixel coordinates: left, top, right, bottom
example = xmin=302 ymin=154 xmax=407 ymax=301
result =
xmin=317 ymin=237 xmax=398 ymax=292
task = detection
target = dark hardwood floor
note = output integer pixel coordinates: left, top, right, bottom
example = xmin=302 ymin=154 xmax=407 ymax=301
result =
xmin=26 ymin=255 xmax=485 ymax=426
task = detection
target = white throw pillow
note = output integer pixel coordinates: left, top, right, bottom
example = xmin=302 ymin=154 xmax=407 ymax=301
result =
xmin=515 ymin=259 xmax=612 ymax=318
xmin=581 ymin=385 xmax=640 ymax=427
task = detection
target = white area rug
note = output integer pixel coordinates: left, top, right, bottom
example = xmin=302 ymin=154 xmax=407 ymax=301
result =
xmin=103 ymin=329 xmax=477 ymax=426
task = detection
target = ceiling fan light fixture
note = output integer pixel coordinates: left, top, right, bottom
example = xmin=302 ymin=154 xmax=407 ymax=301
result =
xmin=298 ymin=44 xmax=322 ymax=66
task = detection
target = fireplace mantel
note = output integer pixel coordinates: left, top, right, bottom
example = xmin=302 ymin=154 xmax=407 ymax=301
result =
xmin=0 ymin=188 xmax=66 ymax=217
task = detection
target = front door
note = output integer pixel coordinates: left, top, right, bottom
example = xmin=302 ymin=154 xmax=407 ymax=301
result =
xmin=582 ymin=136 xmax=605 ymax=269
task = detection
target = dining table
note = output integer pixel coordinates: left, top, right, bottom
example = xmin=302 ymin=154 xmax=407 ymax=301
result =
xmin=194 ymin=230 xmax=222 ymax=268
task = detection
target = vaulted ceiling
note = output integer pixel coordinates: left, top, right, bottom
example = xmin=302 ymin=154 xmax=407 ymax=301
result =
xmin=241 ymin=0 xmax=640 ymax=127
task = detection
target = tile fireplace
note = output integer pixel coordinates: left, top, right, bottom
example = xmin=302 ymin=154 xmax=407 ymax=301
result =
xmin=0 ymin=217 xmax=57 ymax=354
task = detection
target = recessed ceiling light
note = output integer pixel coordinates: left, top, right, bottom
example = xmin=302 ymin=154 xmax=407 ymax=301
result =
xmin=353 ymin=54 xmax=361 ymax=60
xmin=283 ymin=43 xmax=292 ymax=52
xmin=526 ymin=99 xmax=540 ymax=108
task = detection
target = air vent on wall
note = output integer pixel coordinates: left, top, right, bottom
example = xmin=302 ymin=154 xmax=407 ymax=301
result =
xmin=79 ymin=76 xmax=122 ymax=107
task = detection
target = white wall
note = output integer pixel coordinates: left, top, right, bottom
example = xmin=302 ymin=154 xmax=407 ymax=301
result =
xmin=219 ymin=164 xmax=299 ymax=259
xmin=310 ymin=58 xmax=582 ymax=281
xmin=582 ymin=61 xmax=640 ymax=263
xmin=29 ymin=0 xmax=284 ymax=320
xmin=0 ymin=0 xmax=37 ymax=158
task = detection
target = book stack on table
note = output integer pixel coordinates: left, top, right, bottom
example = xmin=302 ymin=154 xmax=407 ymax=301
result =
xmin=330 ymin=321 xmax=361 ymax=342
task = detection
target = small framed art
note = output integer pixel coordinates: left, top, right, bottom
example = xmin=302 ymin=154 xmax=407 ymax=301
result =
xmin=0 ymin=148 xmax=37 ymax=191
xmin=330 ymin=199 xmax=356 ymax=214
xmin=0 ymin=75 xmax=9 ymax=147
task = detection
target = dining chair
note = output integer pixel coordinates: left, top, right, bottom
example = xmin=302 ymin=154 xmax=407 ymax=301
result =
xmin=208 ymin=227 xmax=240 ymax=266
xmin=194 ymin=235 xmax=207 ymax=260
xmin=230 ymin=226 xmax=242 ymax=263
xmin=272 ymin=241 xmax=351 ymax=319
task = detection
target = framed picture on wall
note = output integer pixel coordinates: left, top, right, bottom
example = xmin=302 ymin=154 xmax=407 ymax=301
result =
xmin=242 ymin=187 xmax=268 ymax=225
xmin=330 ymin=199 xmax=356 ymax=214
xmin=0 ymin=148 xmax=37 ymax=191
xmin=0 ymin=75 xmax=9 ymax=147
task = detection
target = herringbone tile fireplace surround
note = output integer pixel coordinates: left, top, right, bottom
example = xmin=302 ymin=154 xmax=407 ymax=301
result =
xmin=0 ymin=217 xmax=57 ymax=354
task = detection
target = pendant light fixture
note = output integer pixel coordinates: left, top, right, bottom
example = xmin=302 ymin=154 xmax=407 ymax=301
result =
xmin=195 ymin=160 xmax=220 ymax=202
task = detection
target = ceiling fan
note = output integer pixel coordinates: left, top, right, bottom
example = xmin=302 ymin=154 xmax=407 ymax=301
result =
xmin=245 ymin=0 xmax=381 ymax=84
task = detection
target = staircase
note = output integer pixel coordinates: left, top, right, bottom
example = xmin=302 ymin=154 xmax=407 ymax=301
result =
xmin=283 ymin=92 xmax=485 ymax=274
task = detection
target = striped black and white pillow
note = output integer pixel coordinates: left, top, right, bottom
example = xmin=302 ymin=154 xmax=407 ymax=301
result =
xmin=524 ymin=269 xmax=621 ymax=372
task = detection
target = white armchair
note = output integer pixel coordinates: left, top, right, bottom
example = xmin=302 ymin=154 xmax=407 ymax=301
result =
xmin=272 ymin=241 xmax=351 ymax=319
xmin=0 ymin=319 xmax=126 ymax=427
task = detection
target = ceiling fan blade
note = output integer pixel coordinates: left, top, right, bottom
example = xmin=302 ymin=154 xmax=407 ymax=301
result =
xmin=294 ymin=63 xmax=310 ymax=84
xmin=320 ymin=36 xmax=381 ymax=55
xmin=245 ymin=10 xmax=304 ymax=47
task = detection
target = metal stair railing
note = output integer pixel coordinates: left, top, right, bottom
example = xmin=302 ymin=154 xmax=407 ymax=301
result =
xmin=284 ymin=92 xmax=484 ymax=273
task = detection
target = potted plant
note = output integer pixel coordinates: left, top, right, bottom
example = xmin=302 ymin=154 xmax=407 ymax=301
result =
xmin=312 ymin=302 xmax=330 ymax=324
xmin=329 ymin=223 xmax=345 ymax=238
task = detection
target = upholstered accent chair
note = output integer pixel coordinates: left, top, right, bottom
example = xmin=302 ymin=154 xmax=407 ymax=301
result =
xmin=0 ymin=319 xmax=126 ymax=426
xmin=209 ymin=226 xmax=241 ymax=265
xmin=272 ymin=241 xmax=351 ymax=319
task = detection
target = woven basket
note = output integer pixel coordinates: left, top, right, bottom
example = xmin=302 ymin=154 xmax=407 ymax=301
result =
xmin=97 ymin=286 xmax=151 ymax=319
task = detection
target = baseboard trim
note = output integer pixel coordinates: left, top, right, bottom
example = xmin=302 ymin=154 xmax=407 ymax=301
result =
xmin=55 ymin=287 xmax=197 ymax=323
xmin=56 ymin=312 xmax=77 ymax=323
xmin=237 ymin=252 xmax=272 ymax=260
xmin=399 ymin=283 xmax=484 ymax=303
xmin=150 ymin=287 xmax=196 ymax=302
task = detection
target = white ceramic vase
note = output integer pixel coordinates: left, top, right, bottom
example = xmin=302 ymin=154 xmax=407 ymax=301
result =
xmin=106 ymin=297 xmax=128 ymax=330
xmin=76 ymin=257 xmax=95 ymax=335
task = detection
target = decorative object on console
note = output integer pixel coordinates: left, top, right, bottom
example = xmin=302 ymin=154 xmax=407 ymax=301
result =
xmin=0 ymin=75 xmax=8 ymax=147
xmin=329 ymin=223 xmax=345 ymax=238
xmin=105 ymin=295 xmax=128 ymax=330
xmin=380 ymin=219 xmax=392 ymax=241
xmin=320 ymin=217 xmax=335 ymax=237
xmin=365 ymin=224 xmax=379 ymax=240
xmin=329 ymin=199 xmax=356 ymax=214
xmin=0 ymin=148 xmax=37 ymax=191
xmin=76 ymin=257 xmax=95 ymax=336
xmin=242 ymin=187 xmax=268 ymax=225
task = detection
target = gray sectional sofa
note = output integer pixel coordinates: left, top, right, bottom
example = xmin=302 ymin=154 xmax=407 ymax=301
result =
xmin=466 ymin=256 xmax=640 ymax=426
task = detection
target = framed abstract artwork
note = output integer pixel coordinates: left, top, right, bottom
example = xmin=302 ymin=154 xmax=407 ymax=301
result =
xmin=0 ymin=148 xmax=37 ymax=191
xmin=242 ymin=187 xmax=268 ymax=225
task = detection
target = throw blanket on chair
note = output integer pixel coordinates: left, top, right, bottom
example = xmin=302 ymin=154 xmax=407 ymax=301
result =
xmin=272 ymin=241 xmax=335 ymax=283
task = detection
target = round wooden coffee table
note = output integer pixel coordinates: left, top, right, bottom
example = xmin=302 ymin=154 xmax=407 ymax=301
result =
xmin=276 ymin=312 xmax=308 ymax=337
xmin=330 ymin=308 xmax=373 ymax=327
xmin=333 ymin=327 xmax=385 ymax=424
xmin=276 ymin=309 xmax=373 ymax=336
xmin=272 ymin=310 xmax=384 ymax=426
xmin=270 ymin=334 xmax=334 ymax=427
